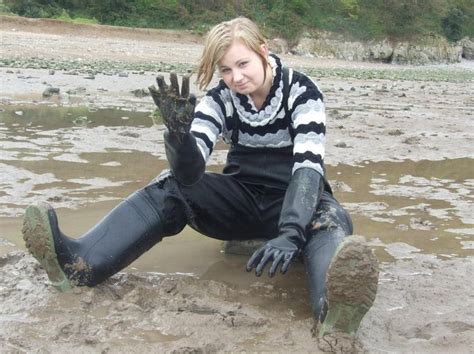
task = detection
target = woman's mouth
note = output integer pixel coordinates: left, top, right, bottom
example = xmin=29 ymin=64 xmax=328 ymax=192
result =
xmin=235 ymin=82 xmax=248 ymax=90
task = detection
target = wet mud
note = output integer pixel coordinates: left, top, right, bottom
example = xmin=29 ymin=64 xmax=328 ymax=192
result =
xmin=1 ymin=249 xmax=472 ymax=353
xmin=1 ymin=17 xmax=473 ymax=353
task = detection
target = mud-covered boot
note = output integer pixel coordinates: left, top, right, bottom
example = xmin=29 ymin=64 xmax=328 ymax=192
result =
xmin=22 ymin=202 xmax=73 ymax=292
xmin=319 ymin=235 xmax=379 ymax=340
xmin=22 ymin=189 xmax=166 ymax=291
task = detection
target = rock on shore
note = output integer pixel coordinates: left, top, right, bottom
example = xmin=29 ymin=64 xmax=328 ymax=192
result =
xmin=273 ymin=31 xmax=469 ymax=65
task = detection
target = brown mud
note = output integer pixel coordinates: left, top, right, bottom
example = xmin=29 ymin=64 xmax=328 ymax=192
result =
xmin=0 ymin=16 xmax=473 ymax=353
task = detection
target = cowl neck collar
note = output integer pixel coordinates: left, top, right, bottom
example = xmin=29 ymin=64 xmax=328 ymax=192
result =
xmin=229 ymin=54 xmax=284 ymax=127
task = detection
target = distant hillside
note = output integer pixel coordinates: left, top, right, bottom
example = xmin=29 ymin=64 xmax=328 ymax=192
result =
xmin=2 ymin=0 xmax=473 ymax=43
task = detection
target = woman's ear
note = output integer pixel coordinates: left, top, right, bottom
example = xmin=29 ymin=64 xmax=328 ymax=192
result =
xmin=260 ymin=43 xmax=269 ymax=56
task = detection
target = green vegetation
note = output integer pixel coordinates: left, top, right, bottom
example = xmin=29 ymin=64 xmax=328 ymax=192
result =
xmin=3 ymin=0 xmax=473 ymax=42
xmin=54 ymin=9 xmax=99 ymax=25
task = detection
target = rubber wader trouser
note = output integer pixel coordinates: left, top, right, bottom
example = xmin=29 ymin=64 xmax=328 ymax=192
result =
xmin=87 ymin=159 xmax=349 ymax=324
xmin=41 ymin=187 xmax=188 ymax=287
xmin=24 ymin=166 xmax=351 ymax=324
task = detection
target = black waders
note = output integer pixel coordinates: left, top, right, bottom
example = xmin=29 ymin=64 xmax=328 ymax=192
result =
xmin=22 ymin=189 xmax=166 ymax=290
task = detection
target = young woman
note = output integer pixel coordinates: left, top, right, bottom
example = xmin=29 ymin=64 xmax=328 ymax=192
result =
xmin=22 ymin=17 xmax=378 ymax=339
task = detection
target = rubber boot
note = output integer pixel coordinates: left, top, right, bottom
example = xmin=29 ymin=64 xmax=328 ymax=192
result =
xmin=304 ymin=192 xmax=353 ymax=324
xmin=304 ymin=229 xmax=345 ymax=323
xmin=22 ymin=189 xmax=166 ymax=291
xmin=319 ymin=235 xmax=379 ymax=337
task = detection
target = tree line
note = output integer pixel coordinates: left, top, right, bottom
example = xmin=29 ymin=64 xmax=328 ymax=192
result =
xmin=3 ymin=0 xmax=473 ymax=42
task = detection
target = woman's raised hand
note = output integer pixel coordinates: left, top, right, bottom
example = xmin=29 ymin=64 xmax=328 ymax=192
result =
xmin=149 ymin=73 xmax=197 ymax=137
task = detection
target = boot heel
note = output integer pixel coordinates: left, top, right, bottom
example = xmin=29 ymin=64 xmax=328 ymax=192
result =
xmin=22 ymin=203 xmax=72 ymax=292
xmin=319 ymin=235 xmax=379 ymax=337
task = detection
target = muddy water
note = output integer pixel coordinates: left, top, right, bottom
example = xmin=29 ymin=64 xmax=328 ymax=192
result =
xmin=1 ymin=105 xmax=473 ymax=279
xmin=332 ymin=159 xmax=473 ymax=260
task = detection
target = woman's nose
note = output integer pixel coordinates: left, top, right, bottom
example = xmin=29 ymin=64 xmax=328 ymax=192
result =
xmin=233 ymin=70 xmax=244 ymax=83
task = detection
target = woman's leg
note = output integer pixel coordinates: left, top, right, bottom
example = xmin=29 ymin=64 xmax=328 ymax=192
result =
xmin=303 ymin=192 xmax=353 ymax=322
xmin=22 ymin=170 xmax=273 ymax=290
xmin=22 ymin=174 xmax=189 ymax=290
xmin=303 ymin=192 xmax=378 ymax=337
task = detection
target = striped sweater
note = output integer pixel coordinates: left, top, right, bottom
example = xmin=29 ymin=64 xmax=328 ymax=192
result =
xmin=191 ymin=54 xmax=326 ymax=178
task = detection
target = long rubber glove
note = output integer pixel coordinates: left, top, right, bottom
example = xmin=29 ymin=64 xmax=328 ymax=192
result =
xmin=247 ymin=167 xmax=324 ymax=277
xmin=164 ymin=130 xmax=205 ymax=186
xmin=149 ymin=73 xmax=204 ymax=185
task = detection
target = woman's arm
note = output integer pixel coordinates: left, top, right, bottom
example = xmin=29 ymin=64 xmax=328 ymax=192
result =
xmin=149 ymin=74 xmax=225 ymax=185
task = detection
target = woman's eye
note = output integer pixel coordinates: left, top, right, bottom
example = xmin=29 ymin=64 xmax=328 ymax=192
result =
xmin=221 ymin=68 xmax=231 ymax=74
xmin=239 ymin=61 xmax=248 ymax=67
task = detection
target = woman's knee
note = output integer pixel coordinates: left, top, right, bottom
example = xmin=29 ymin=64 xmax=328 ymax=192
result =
xmin=311 ymin=193 xmax=352 ymax=236
xmin=142 ymin=174 xmax=189 ymax=235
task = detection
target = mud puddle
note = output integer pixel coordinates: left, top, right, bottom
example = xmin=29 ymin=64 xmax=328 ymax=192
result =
xmin=1 ymin=105 xmax=472 ymax=349
xmin=332 ymin=159 xmax=474 ymax=260
xmin=1 ymin=105 xmax=473 ymax=266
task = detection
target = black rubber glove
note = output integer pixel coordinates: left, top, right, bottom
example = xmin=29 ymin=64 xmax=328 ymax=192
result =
xmin=164 ymin=129 xmax=205 ymax=186
xmin=246 ymin=168 xmax=324 ymax=277
xmin=149 ymin=73 xmax=204 ymax=185
xmin=149 ymin=73 xmax=196 ymax=141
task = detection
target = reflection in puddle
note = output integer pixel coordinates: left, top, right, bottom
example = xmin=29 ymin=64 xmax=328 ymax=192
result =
xmin=1 ymin=105 xmax=473 ymax=273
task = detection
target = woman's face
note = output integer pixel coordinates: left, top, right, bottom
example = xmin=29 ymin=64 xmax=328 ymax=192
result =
xmin=217 ymin=39 xmax=268 ymax=95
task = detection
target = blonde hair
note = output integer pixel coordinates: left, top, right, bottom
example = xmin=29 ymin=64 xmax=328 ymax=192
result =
xmin=196 ymin=17 xmax=268 ymax=90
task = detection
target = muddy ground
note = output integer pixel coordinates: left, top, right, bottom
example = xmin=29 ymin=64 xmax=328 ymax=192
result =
xmin=0 ymin=16 xmax=473 ymax=353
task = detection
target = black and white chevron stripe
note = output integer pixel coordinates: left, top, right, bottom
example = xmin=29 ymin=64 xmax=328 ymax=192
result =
xmin=191 ymin=54 xmax=326 ymax=177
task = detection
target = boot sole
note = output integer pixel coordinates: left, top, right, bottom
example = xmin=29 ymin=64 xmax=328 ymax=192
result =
xmin=22 ymin=203 xmax=72 ymax=292
xmin=319 ymin=235 xmax=379 ymax=337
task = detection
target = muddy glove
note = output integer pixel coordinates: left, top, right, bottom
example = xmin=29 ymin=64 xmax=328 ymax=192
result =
xmin=149 ymin=73 xmax=204 ymax=185
xmin=149 ymin=73 xmax=196 ymax=140
xmin=246 ymin=168 xmax=324 ymax=277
